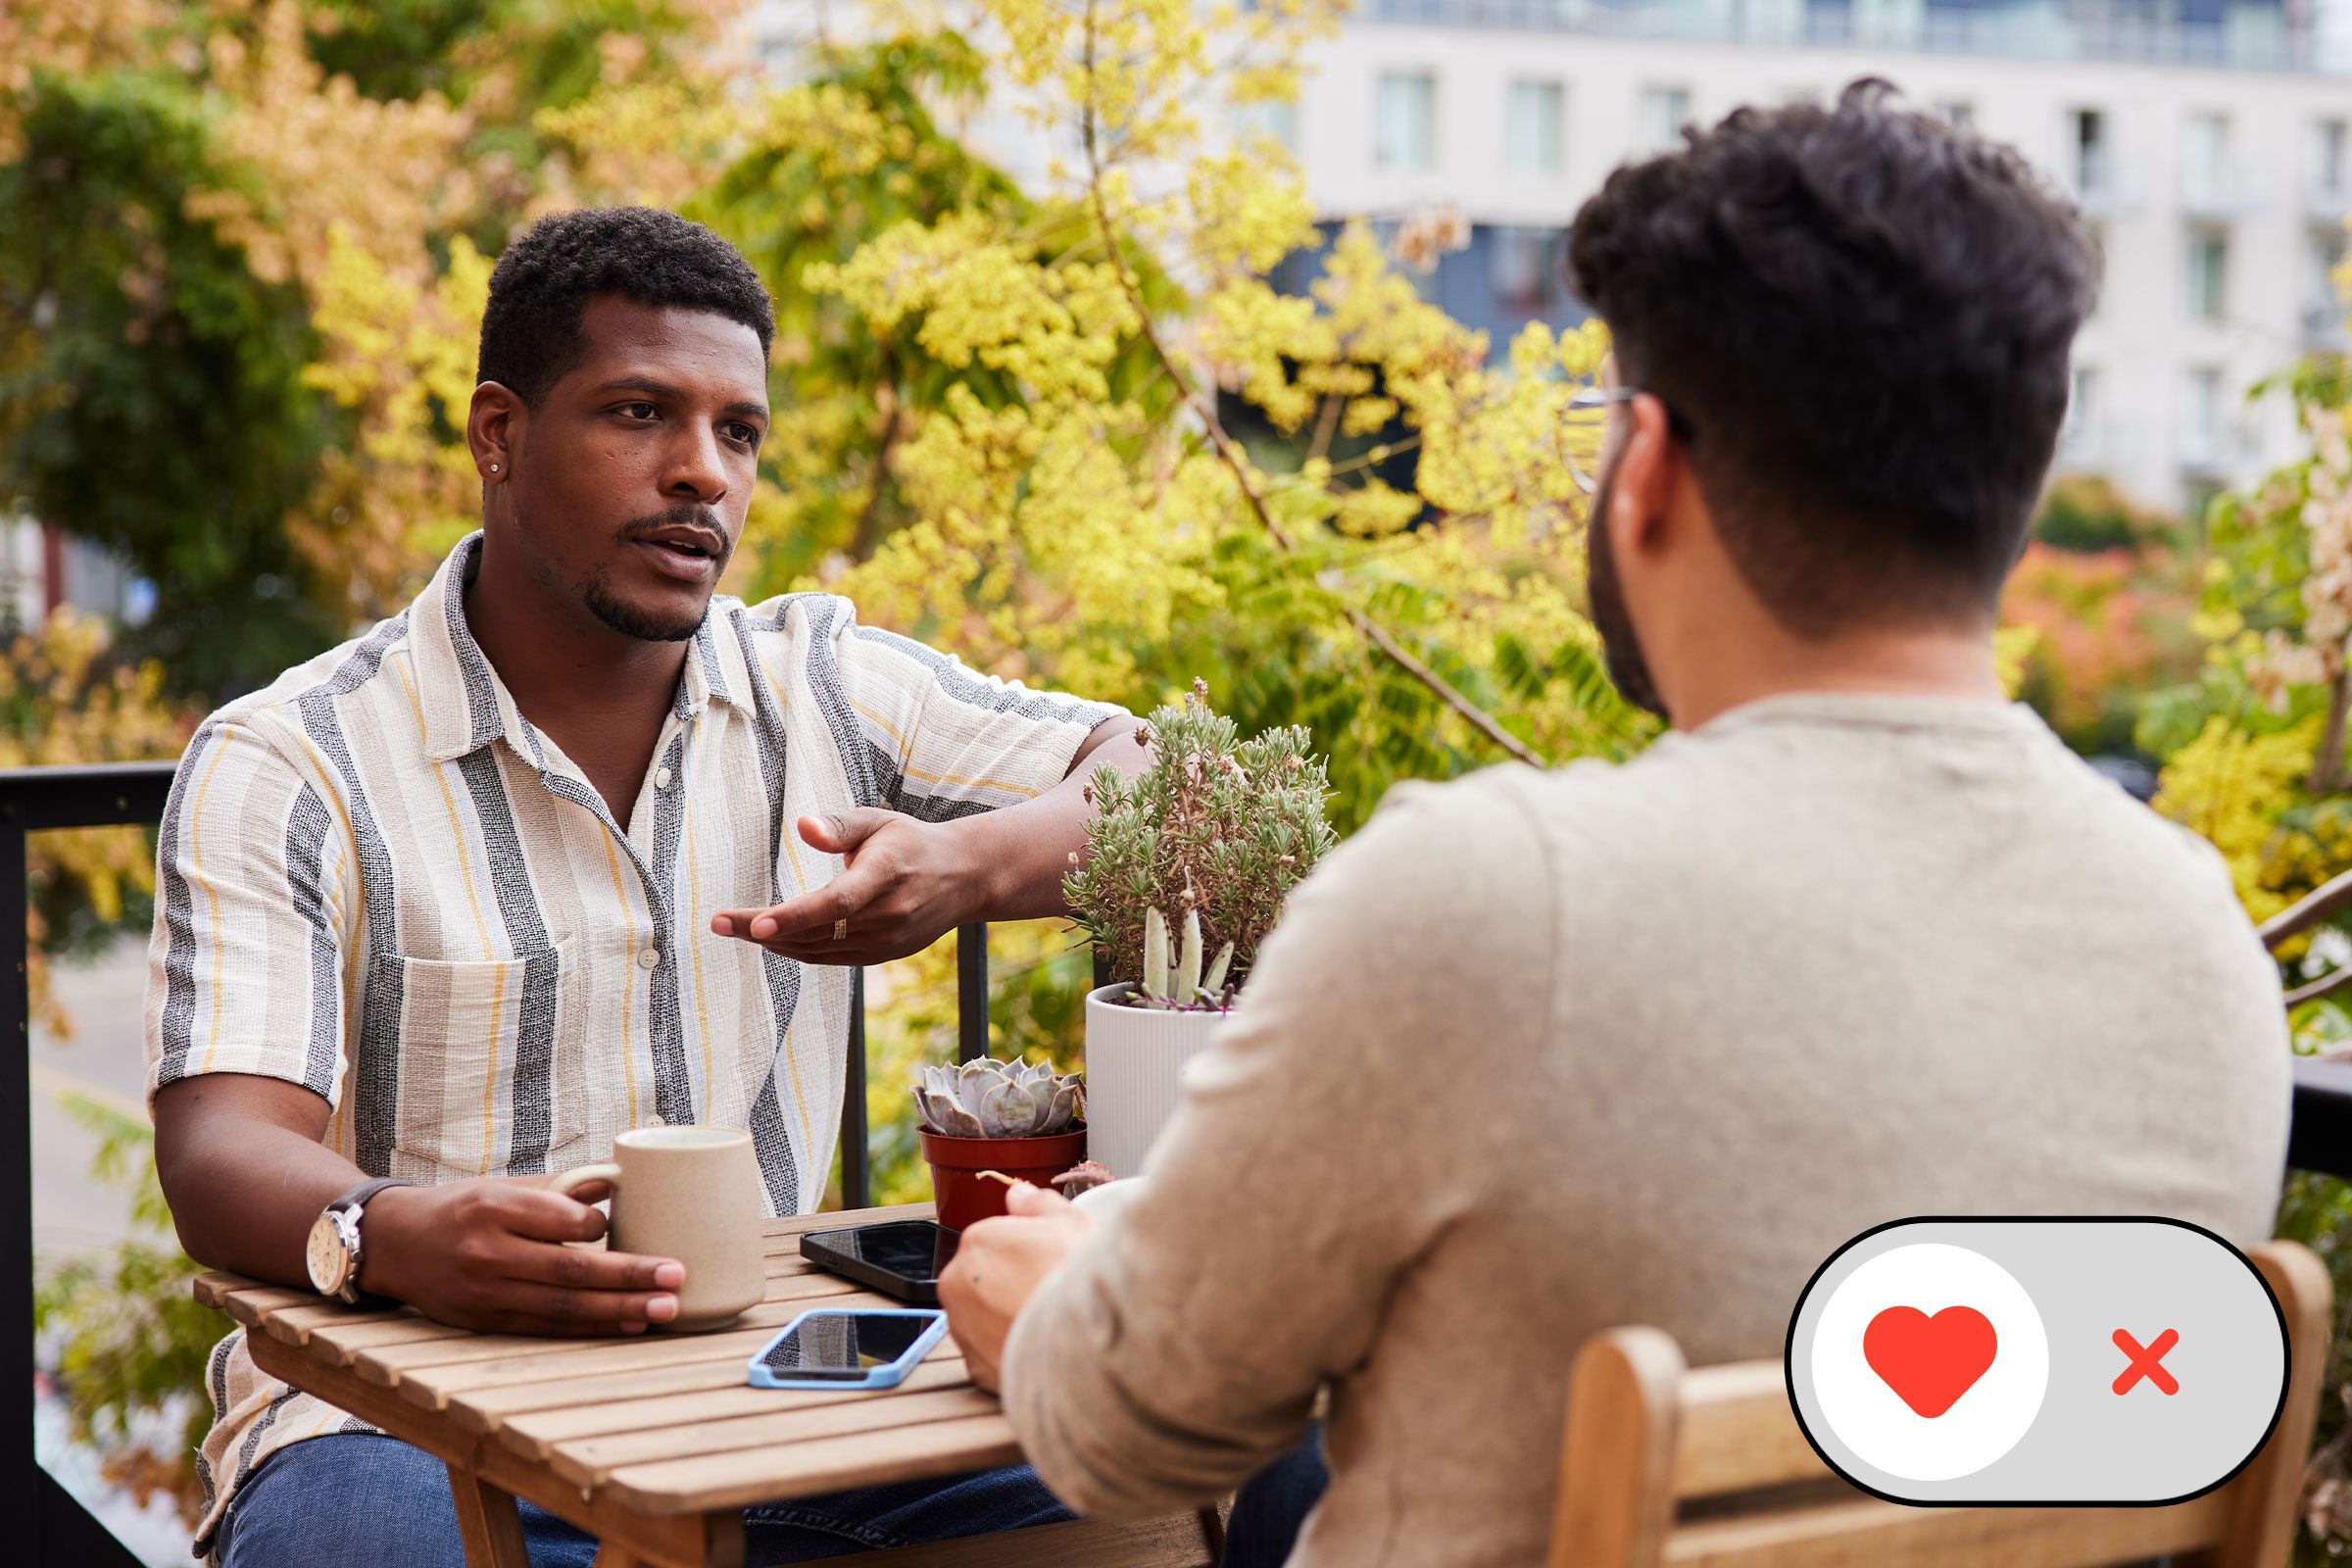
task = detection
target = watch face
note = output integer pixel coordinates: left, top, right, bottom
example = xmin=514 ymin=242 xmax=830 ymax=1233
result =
xmin=306 ymin=1211 xmax=349 ymax=1295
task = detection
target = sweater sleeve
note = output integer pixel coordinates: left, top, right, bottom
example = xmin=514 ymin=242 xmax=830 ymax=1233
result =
xmin=999 ymin=766 xmax=1556 ymax=1517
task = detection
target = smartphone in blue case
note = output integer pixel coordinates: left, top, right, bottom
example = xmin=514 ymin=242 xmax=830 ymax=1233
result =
xmin=747 ymin=1306 xmax=950 ymax=1391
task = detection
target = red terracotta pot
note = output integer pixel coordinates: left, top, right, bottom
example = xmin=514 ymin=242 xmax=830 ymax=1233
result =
xmin=920 ymin=1127 xmax=1089 ymax=1233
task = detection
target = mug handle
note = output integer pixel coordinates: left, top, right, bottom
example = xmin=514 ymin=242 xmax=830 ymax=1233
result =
xmin=549 ymin=1163 xmax=621 ymax=1202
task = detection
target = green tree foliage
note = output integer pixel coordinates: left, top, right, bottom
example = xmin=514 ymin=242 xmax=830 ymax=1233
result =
xmin=1 ymin=69 xmax=339 ymax=694
xmin=1105 ymin=526 xmax=1655 ymax=832
xmin=307 ymin=0 xmax=708 ymax=109
xmin=35 ymin=1096 xmax=219 ymax=1522
xmin=2033 ymin=473 xmax=2180 ymax=555
xmin=1 ymin=0 xmax=741 ymax=692
xmin=2001 ymin=477 xmax=2201 ymax=758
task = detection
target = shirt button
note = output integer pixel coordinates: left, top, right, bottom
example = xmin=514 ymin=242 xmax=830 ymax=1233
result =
xmin=639 ymin=948 xmax=661 ymax=970
xmin=655 ymin=767 xmax=674 ymax=789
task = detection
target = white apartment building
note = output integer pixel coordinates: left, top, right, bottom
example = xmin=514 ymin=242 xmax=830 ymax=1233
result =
xmin=1279 ymin=0 xmax=2352 ymax=514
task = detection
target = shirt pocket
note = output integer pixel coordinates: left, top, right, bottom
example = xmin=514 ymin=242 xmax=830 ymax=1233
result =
xmin=385 ymin=939 xmax=585 ymax=1180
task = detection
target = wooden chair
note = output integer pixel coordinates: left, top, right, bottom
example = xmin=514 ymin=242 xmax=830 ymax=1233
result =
xmin=1550 ymin=1240 xmax=2332 ymax=1568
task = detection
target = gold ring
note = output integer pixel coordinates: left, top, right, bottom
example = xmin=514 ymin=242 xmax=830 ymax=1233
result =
xmin=832 ymin=918 xmax=849 ymax=942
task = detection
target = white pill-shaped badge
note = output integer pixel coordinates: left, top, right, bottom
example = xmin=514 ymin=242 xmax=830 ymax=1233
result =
xmin=1786 ymin=1217 xmax=2295 ymax=1504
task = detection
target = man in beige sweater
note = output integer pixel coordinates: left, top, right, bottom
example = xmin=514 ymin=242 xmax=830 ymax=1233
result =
xmin=939 ymin=81 xmax=2290 ymax=1567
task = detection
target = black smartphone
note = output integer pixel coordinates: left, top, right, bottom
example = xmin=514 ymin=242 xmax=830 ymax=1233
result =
xmin=799 ymin=1220 xmax=961 ymax=1305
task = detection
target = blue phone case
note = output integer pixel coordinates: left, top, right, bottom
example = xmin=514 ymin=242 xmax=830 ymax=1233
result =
xmin=746 ymin=1306 xmax=950 ymax=1391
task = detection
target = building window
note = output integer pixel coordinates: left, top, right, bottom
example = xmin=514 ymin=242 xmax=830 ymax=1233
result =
xmin=2311 ymin=227 xmax=2350 ymax=341
xmin=2064 ymin=366 xmax=2099 ymax=457
xmin=2069 ymin=108 xmax=2110 ymax=196
xmin=2182 ymin=112 xmax=2229 ymax=205
xmin=1504 ymin=82 xmax=1564 ymax=175
xmin=2185 ymin=230 xmax=2229 ymax=321
xmin=2318 ymin=120 xmax=2349 ymax=199
xmin=1376 ymin=73 xmax=1436 ymax=171
xmin=2315 ymin=228 xmax=2349 ymax=304
xmin=1639 ymin=87 xmax=1691 ymax=153
xmin=1491 ymin=226 xmax=1561 ymax=312
xmin=1238 ymin=98 xmax=1299 ymax=155
xmin=2181 ymin=367 xmax=2224 ymax=464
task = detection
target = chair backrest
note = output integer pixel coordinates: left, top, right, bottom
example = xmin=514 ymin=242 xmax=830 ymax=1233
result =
xmin=1548 ymin=1240 xmax=2332 ymax=1568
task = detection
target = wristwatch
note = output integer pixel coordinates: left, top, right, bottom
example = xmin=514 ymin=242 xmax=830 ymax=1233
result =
xmin=305 ymin=1177 xmax=414 ymax=1304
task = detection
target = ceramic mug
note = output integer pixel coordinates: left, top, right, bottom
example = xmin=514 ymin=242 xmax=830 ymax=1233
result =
xmin=549 ymin=1126 xmax=765 ymax=1332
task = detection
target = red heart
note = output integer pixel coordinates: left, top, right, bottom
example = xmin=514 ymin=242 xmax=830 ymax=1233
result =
xmin=1862 ymin=1305 xmax=1998 ymax=1418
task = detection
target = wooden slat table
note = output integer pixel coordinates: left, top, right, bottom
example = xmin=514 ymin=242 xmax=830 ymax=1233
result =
xmin=193 ymin=1202 xmax=1218 ymax=1568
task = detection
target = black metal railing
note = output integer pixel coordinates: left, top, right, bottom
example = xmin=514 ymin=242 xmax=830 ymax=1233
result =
xmin=1 ymin=760 xmax=990 ymax=1563
xmin=839 ymin=924 xmax=992 ymax=1211
xmin=6 ymin=761 xmax=174 ymax=1566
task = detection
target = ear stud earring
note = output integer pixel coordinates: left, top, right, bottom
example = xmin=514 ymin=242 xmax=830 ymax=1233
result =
xmin=489 ymin=464 xmax=500 ymax=473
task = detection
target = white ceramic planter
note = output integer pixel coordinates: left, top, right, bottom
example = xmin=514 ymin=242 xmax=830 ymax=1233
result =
xmin=1082 ymin=983 xmax=1230 ymax=1178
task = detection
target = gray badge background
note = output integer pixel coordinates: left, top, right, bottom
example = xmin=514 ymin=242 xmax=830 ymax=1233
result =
xmin=1788 ymin=1219 xmax=2285 ymax=1501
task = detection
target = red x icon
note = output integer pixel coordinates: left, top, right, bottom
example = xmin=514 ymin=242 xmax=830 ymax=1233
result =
xmin=2112 ymin=1328 xmax=2180 ymax=1396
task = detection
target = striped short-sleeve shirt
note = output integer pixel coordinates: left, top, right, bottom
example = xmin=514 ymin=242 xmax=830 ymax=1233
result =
xmin=144 ymin=532 xmax=1122 ymax=1554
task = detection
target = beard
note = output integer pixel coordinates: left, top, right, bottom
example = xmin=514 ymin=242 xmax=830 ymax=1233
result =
xmin=1584 ymin=455 xmax=1668 ymax=719
xmin=581 ymin=567 xmax=704 ymax=642
xmin=578 ymin=504 xmax=735 ymax=643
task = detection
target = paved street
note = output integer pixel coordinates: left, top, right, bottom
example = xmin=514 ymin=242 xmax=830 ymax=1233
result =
xmin=34 ymin=935 xmax=152 ymax=1262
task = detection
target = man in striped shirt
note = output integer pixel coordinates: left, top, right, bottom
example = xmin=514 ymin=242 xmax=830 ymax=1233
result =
xmin=145 ymin=207 xmax=1141 ymax=1565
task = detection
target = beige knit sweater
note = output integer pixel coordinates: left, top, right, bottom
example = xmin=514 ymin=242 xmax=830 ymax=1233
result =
xmin=1001 ymin=693 xmax=2289 ymax=1568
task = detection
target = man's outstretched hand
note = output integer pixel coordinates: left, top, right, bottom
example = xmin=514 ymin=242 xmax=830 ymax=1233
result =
xmin=359 ymin=1177 xmax=685 ymax=1337
xmin=713 ymin=716 xmax=1145 ymax=962
xmin=710 ymin=808 xmax=986 ymax=965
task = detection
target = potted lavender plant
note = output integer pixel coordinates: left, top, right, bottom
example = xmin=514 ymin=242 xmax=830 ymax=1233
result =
xmin=1064 ymin=682 xmax=1334 ymax=1175
xmin=914 ymin=1057 xmax=1088 ymax=1231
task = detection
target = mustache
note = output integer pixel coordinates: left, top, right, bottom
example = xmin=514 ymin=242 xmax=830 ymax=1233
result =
xmin=618 ymin=505 xmax=732 ymax=563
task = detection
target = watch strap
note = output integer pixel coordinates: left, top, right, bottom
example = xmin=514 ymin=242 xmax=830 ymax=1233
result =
xmin=328 ymin=1176 xmax=413 ymax=1217
xmin=327 ymin=1177 xmax=415 ymax=1306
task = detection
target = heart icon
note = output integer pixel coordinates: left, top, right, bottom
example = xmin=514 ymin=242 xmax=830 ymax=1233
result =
xmin=1863 ymin=1305 xmax=1998 ymax=1418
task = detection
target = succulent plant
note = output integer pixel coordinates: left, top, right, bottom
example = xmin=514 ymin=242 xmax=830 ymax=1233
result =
xmin=913 ymin=1057 xmax=1086 ymax=1140
xmin=1137 ymin=906 xmax=1234 ymax=1010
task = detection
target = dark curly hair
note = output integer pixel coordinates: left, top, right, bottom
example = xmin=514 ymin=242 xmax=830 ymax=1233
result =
xmin=1567 ymin=79 xmax=2095 ymax=633
xmin=477 ymin=207 xmax=775 ymax=406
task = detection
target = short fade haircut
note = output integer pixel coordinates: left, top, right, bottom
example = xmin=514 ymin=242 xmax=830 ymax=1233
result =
xmin=477 ymin=206 xmax=775 ymax=406
xmin=1567 ymin=79 xmax=2095 ymax=634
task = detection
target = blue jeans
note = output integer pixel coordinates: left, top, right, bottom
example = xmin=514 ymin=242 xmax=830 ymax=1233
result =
xmin=217 ymin=1433 xmax=1071 ymax=1566
xmin=1221 ymin=1429 xmax=1329 ymax=1568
